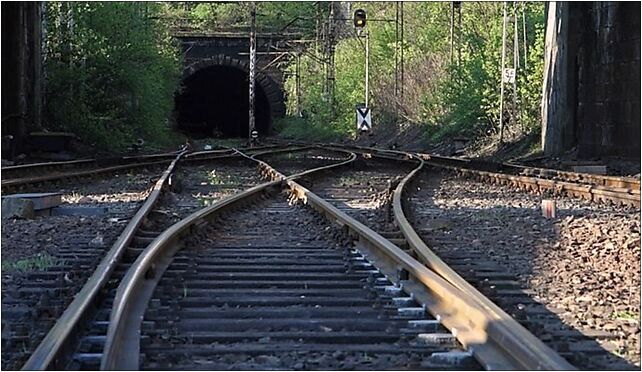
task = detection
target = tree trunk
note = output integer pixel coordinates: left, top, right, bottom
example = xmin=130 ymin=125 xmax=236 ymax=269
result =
xmin=541 ymin=1 xmax=571 ymax=156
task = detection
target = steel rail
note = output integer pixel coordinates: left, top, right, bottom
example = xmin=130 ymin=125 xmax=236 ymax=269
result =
xmin=425 ymin=155 xmax=640 ymax=200
xmin=436 ymin=163 xmax=640 ymax=206
xmin=1 ymin=152 xmax=182 ymax=179
xmin=319 ymin=142 xmax=639 ymax=207
xmin=1 ymin=158 xmax=96 ymax=172
xmin=272 ymin=166 xmax=570 ymax=370
xmin=2 ymin=144 xmax=291 ymax=184
xmin=20 ymin=145 xmax=308 ymax=370
xmin=267 ymin=139 xmax=639 ymax=206
xmin=390 ymin=154 xmax=576 ymax=370
xmin=505 ymin=162 xmax=639 ymax=190
xmin=21 ymin=151 xmax=187 ymax=370
xmin=100 ymin=148 xmax=357 ymax=370
xmin=3 ymin=148 xmax=256 ymax=190
xmin=2 ymin=160 xmax=173 ymax=189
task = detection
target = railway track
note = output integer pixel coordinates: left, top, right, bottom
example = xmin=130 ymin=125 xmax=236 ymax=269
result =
xmin=402 ymin=170 xmax=639 ymax=370
xmin=135 ymin=195 xmax=476 ymax=370
xmin=0 ymin=145 xmax=289 ymax=192
xmin=15 ymin=147 xmax=568 ymax=370
xmin=271 ymin=148 xmax=637 ymax=369
xmin=6 ymin=148 xmax=276 ymax=370
xmin=1 ymin=152 xmax=183 ymax=191
xmin=8 ymin=144 xmax=633 ymax=370
xmin=9 ymin=146 xmax=343 ymax=370
xmin=272 ymin=141 xmax=640 ymax=207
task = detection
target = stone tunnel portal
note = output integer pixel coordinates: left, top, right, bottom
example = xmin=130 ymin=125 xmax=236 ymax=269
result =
xmin=175 ymin=65 xmax=271 ymax=138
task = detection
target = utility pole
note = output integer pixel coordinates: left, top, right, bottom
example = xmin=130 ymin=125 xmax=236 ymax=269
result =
xmin=315 ymin=1 xmax=321 ymax=57
xmin=295 ymin=53 xmax=301 ymax=117
xmin=400 ymin=2 xmax=404 ymax=101
xmin=450 ymin=2 xmax=455 ymax=65
xmin=499 ymin=1 xmax=508 ymax=144
xmin=457 ymin=2 xmax=462 ymax=67
xmin=395 ymin=1 xmax=399 ymax=95
xmin=248 ymin=2 xmax=256 ymax=145
xmin=513 ymin=1 xmax=520 ymax=131
xmin=324 ymin=2 xmax=335 ymax=110
xmin=522 ymin=2 xmax=528 ymax=70
xmin=328 ymin=2 xmax=335 ymax=109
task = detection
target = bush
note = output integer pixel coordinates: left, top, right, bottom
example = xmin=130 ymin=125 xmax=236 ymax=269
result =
xmin=44 ymin=2 xmax=181 ymax=151
xmin=281 ymin=2 xmax=546 ymax=146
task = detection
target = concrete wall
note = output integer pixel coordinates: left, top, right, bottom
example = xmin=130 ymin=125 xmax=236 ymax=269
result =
xmin=542 ymin=2 xmax=640 ymax=159
xmin=574 ymin=2 xmax=640 ymax=158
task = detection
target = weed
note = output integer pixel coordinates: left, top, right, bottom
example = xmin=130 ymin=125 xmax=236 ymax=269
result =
xmin=2 ymin=253 xmax=60 ymax=273
xmin=612 ymin=310 xmax=639 ymax=322
xmin=206 ymin=170 xmax=241 ymax=186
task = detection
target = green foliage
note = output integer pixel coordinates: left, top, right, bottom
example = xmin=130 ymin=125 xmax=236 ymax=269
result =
xmin=161 ymin=2 xmax=317 ymax=33
xmin=275 ymin=117 xmax=343 ymax=142
xmin=44 ymin=2 xmax=181 ymax=151
xmin=282 ymin=2 xmax=546 ymax=145
xmin=1 ymin=253 xmax=60 ymax=273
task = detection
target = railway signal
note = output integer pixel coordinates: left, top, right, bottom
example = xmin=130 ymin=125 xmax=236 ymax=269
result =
xmin=354 ymin=9 xmax=367 ymax=30
xmin=354 ymin=9 xmax=370 ymax=134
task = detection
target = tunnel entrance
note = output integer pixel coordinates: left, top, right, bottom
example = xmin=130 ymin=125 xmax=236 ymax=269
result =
xmin=175 ymin=65 xmax=271 ymax=138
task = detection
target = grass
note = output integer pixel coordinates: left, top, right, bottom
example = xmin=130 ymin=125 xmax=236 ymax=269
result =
xmin=276 ymin=117 xmax=344 ymax=142
xmin=208 ymin=138 xmax=245 ymax=149
xmin=2 ymin=253 xmax=60 ymax=273
xmin=612 ymin=310 xmax=639 ymax=322
xmin=197 ymin=196 xmax=215 ymax=207
xmin=206 ymin=170 xmax=241 ymax=185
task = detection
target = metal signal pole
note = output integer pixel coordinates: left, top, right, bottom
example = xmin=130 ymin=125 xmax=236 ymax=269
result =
xmin=499 ymin=1 xmax=508 ymax=144
xmin=248 ymin=3 xmax=256 ymax=145
xmin=365 ymin=30 xmax=370 ymax=108
xmin=522 ymin=2 xmax=528 ymax=70
xmin=295 ymin=53 xmax=301 ymax=117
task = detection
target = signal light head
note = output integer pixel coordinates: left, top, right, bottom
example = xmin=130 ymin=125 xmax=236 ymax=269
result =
xmin=353 ymin=9 xmax=366 ymax=29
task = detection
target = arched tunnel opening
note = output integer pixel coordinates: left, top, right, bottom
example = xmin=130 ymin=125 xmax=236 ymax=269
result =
xmin=175 ymin=65 xmax=271 ymax=138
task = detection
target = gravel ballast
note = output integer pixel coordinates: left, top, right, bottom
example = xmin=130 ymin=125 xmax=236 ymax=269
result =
xmin=408 ymin=169 xmax=640 ymax=369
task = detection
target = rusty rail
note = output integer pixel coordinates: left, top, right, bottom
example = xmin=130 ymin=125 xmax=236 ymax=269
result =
xmin=389 ymin=154 xmax=575 ymax=370
xmin=21 ymin=151 xmax=187 ymax=370
xmin=2 ymin=144 xmax=293 ymax=190
xmin=101 ymin=145 xmax=574 ymax=370
xmin=313 ymin=142 xmax=639 ymax=207
xmin=100 ymin=148 xmax=356 ymax=370
xmin=20 ymin=145 xmax=309 ymax=370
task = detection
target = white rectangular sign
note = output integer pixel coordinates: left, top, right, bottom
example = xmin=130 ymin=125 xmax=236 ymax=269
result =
xmin=356 ymin=106 xmax=371 ymax=132
xmin=502 ymin=68 xmax=516 ymax=84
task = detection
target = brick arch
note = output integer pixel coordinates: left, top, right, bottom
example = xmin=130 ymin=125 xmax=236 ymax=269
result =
xmin=182 ymin=55 xmax=286 ymax=119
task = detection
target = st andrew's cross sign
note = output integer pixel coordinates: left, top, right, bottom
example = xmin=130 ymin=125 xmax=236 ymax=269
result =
xmin=356 ymin=105 xmax=372 ymax=132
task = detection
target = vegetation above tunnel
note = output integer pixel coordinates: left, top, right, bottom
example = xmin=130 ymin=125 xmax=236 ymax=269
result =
xmin=41 ymin=2 xmax=546 ymax=151
xmin=41 ymin=2 xmax=318 ymax=150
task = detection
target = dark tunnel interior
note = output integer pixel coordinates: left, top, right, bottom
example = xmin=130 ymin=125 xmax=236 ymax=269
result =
xmin=175 ymin=65 xmax=271 ymax=138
